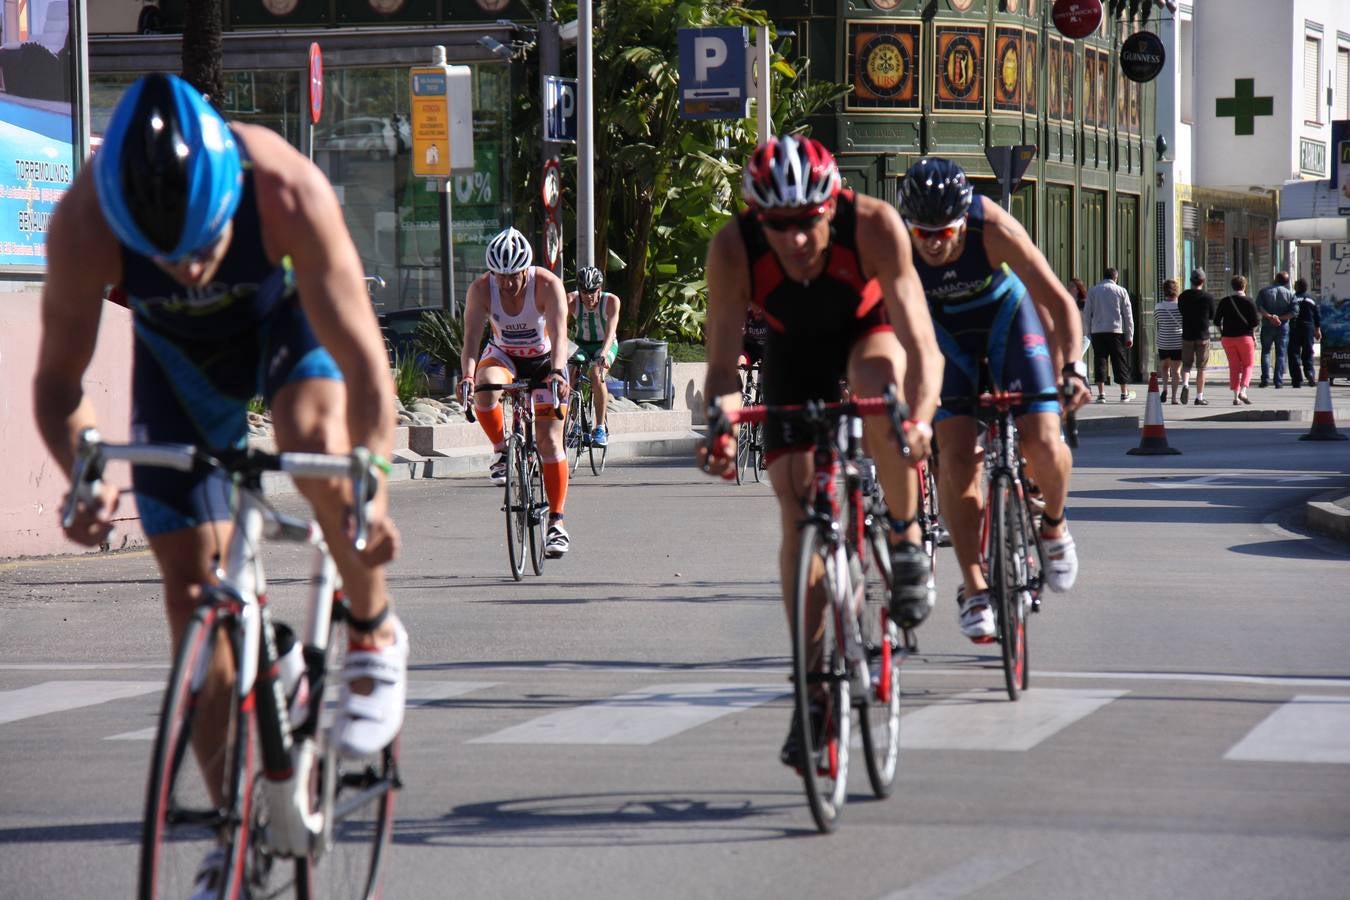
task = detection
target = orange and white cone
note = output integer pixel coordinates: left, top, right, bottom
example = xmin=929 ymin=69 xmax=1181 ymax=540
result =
xmin=1299 ymin=362 xmax=1347 ymax=442
xmin=1127 ymin=371 xmax=1182 ymax=455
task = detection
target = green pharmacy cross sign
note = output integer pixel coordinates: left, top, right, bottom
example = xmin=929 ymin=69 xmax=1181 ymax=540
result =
xmin=1216 ymin=78 xmax=1273 ymax=136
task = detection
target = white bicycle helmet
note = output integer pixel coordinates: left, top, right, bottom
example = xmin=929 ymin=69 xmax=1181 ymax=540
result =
xmin=485 ymin=227 xmax=534 ymax=274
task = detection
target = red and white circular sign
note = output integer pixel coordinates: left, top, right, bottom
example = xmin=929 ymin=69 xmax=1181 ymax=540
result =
xmin=1052 ymin=0 xmax=1102 ymax=40
xmin=308 ymin=43 xmax=324 ymax=124
xmin=544 ymin=216 xmax=563 ymax=271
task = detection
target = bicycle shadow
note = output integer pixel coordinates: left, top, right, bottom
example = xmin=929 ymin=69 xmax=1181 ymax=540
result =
xmin=0 ymin=820 xmax=139 ymax=845
xmin=390 ymin=789 xmax=809 ymax=847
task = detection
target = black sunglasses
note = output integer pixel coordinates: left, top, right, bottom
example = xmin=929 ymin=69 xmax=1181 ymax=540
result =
xmin=759 ymin=211 xmax=825 ymax=232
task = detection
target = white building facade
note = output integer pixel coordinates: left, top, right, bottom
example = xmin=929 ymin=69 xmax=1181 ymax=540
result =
xmin=1155 ymin=0 xmax=1350 ymax=292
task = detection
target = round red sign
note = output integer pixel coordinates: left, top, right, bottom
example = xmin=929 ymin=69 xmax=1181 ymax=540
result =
xmin=1052 ymin=0 xmax=1102 ymax=40
xmin=308 ymin=43 xmax=323 ymax=124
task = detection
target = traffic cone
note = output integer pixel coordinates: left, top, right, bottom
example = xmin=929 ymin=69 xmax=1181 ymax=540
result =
xmin=1127 ymin=371 xmax=1182 ymax=455
xmin=1298 ymin=362 xmax=1347 ymax=441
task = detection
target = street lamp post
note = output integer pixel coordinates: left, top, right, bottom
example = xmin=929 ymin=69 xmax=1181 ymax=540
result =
xmin=577 ymin=0 xmax=595 ymax=270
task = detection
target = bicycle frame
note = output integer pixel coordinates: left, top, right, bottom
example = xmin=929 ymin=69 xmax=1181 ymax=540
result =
xmin=63 ymin=432 xmax=378 ymax=860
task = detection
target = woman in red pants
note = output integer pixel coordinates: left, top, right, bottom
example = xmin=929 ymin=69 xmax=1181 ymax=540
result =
xmin=1213 ymin=275 xmax=1260 ymax=405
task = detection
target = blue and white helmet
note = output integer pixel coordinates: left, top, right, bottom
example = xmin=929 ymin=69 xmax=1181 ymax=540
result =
xmin=94 ymin=73 xmax=243 ymax=261
xmin=485 ymin=227 xmax=534 ymax=274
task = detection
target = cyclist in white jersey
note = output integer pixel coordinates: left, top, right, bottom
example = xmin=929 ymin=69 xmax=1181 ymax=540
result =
xmin=567 ymin=265 xmax=621 ymax=447
xmin=460 ymin=227 xmax=573 ymax=556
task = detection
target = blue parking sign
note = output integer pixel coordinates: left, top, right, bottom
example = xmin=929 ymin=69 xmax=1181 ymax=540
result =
xmin=678 ymin=27 xmax=748 ymax=120
xmin=545 ymin=76 xmax=577 ymax=143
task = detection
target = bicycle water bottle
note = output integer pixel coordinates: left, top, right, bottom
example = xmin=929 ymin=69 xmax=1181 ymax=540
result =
xmin=274 ymin=622 xmax=310 ymax=730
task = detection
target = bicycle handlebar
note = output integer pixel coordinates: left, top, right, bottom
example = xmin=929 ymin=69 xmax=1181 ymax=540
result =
xmin=703 ymin=386 xmax=913 ymax=476
xmin=61 ymin=428 xmax=390 ymax=551
xmin=941 ymin=384 xmax=1079 ymax=449
xmin=468 ymin=380 xmax=565 ymax=419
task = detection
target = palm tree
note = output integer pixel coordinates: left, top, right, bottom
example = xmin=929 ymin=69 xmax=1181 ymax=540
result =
xmin=181 ymin=0 xmax=224 ymax=104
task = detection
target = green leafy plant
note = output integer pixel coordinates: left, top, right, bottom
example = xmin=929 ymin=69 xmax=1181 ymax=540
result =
xmin=390 ymin=348 xmax=428 ymax=406
xmin=413 ymin=309 xmax=465 ymax=375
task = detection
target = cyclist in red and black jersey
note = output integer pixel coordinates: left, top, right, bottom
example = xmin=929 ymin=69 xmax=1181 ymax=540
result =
xmin=698 ymin=136 xmax=943 ymax=768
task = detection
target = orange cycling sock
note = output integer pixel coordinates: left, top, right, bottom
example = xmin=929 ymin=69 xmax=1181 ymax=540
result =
xmin=476 ymin=402 xmax=505 ymax=449
xmin=542 ymin=455 xmax=569 ymax=516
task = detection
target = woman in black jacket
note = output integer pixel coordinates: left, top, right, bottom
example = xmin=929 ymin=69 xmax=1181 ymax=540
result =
xmin=1213 ymin=274 xmax=1260 ymax=405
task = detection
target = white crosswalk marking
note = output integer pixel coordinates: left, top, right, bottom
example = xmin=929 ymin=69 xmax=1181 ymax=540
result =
xmin=899 ymin=687 xmax=1127 ymax=751
xmin=470 ymin=682 xmax=788 ymax=745
xmin=0 ymin=681 xmax=162 ymax=727
xmin=104 ymin=680 xmax=496 ymax=741
xmin=1224 ymin=695 xmax=1350 ymax=764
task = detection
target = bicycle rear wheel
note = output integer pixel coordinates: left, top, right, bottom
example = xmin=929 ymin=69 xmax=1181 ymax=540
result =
xmin=791 ymin=522 xmax=850 ymax=833
xmin=587 ymin=412 xmax=606 ymax=476
xmin=527 ymin=450 xmax=547 ymax=575
xmin=858 ymin=531 xmax=902 ymax=798
xmin=503 ymin=436 xmax=527 ymax=581
xmin=140 ymin=601 xmax=254 ymax=900
xmin=565 ymin=389 xmax=586 ymax=473
xmin=990 ymin=472 xmax=1027 ymax=701
xmin=292 ymin=621 xmax=400 ymax=900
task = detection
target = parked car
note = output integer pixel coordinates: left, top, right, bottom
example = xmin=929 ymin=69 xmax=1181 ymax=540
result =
xmin=316 ymin=116 xmax=399 ymax=159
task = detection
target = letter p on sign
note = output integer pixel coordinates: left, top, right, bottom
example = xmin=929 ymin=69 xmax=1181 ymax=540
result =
xmin=694 ymin=37 xmax=727 ymax=82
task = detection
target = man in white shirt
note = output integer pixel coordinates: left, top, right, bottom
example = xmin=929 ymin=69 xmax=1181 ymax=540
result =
xmin=1083 ymin=267 xmax=1135 ymax=402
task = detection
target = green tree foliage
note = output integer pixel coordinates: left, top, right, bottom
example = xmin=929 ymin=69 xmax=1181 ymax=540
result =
xmin=542 ymin=1 xmax=847 ymax=342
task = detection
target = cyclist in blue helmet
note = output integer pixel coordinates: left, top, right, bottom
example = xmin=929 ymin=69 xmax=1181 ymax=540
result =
xmin=33 ymin=73 xmax=409 ymax=894
xmin=900 ymin=156 xmax=1090 ymax=642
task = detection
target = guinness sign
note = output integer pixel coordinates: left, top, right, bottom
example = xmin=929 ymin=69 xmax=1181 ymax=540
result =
xmin=1120 ymin=30 xmax=1165 ymax=83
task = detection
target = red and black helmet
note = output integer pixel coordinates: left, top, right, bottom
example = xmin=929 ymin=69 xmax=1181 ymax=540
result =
xmin=741 ymin=135 xmax=841 ymax=212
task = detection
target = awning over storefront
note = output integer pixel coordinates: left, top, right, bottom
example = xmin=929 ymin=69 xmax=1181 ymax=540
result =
xmin=1276 ymin=179 xmax=1350 ymax=240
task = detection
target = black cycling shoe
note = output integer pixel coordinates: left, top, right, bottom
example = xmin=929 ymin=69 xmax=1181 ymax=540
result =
xmin=779 ymin=702 xmax=826 ymax=770
xmin=889 ymin=540 xmax=935 ymax=629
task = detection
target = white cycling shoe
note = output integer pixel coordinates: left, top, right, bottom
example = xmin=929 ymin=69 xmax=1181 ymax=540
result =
xmin=957 ymin=589 xmax=996 ymax=642
xmin=1041 ymin=529 xmax=1078 ymax=592
xmin=334 ymin=615 xmax=408 ymax=758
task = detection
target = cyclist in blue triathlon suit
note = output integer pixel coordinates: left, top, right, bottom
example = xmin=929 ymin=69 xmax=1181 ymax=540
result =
xmin=700 ymin=136 xmax=943 ymax=767
xmin=899 ymin=158 xmax=1090 ymax=641
xmin=32 ymin=74 xmax=408 ymax=896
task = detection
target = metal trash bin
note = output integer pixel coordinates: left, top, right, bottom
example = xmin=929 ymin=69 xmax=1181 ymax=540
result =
xmin=616 ymin=338 xmax=671 ymax=405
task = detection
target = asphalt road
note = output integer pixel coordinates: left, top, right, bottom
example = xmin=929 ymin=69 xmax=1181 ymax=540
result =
xmin=1 ymin=418 xmax=1348 ymax=899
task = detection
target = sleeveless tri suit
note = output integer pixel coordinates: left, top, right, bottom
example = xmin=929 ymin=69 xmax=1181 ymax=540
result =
xmin=736 ymin=189 xmax=890 ymax=456
xmin=910 ymin=194 xmax=1058 ymax=420
xmin=119 ymin=146 xmax=340 ymax=535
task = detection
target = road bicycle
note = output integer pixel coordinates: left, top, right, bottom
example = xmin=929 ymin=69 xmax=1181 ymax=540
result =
xmin=465 ymin=379 xmax=560 ymax=581
xmin=62 ymin=429 xmax=400 ymax=900
xmin=735 ymin=360 xmax=765 ymax=484
xmin=950 ymin=382 xmax=1077 ymax=701
xmin=707 ymin=387 xmax=911 ymax=833
xmin=564 ymin=351 xmax=608 ymax=476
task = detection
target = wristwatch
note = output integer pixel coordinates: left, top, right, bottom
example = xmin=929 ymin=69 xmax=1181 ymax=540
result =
xmin=1063 ymin=360 xmax=1088 ymax=381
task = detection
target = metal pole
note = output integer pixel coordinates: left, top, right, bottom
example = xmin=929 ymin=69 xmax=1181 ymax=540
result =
xmin=577 ymin=0 xmax=595 ymax=268
xmin=439 ymin=184 xmax=452 ymax=313
xmin=540 ymin=3 xmax=561 ymax=272
xmin=755 ymin=25 xmax=770 ymax=143
xmin=72 ymin=0 xmax=90 ymax=168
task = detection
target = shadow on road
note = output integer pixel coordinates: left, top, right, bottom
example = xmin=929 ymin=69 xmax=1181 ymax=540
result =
xmin=391 ymin=789 xmax=811 ymax=847
xmin=0 ymin=820 xmax=139 ymax=845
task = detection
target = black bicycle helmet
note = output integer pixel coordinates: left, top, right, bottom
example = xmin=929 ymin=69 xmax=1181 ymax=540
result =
xmin=577 ymin=266 xmax=603 ymax=292
xmin=898 ymin=158 xmax=973 ymax=227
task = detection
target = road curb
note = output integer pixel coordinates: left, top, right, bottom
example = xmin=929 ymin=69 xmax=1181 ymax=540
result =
xmin=1305 ymin=489 xmax=1350 ymax=543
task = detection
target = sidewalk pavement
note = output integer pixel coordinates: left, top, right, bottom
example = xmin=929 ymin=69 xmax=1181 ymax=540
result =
xmin=1080 ymin=367 xmax=1350 ymax=544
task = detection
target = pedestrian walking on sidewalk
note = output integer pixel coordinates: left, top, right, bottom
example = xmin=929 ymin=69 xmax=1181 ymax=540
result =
xmin=1177 ymin=268 xmax=1216 ymax=406
xmin=1255 ymin=271 xmax=1295 ymax=388
xmin=1214 ymin=275 xmax=1260 ymax=405
xmin=1156 ymin=279 xmax=1184 ymax=403
xmin=1288 ymin=277 xmax=1321 ymax=388
xmin=1084 ymin=267 xmax=1135 ymax=403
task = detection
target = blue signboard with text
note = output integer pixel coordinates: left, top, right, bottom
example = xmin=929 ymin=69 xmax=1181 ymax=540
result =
xmin=678 ymin=27 xmax=748 ymax=120
xmin=544 ymin=76 xmax=577 ymax=144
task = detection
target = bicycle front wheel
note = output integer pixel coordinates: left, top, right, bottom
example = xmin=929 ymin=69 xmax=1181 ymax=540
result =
xmin=140 ymin=601 xmax=254 ymax=900
xmin=503 ymin=436 xmax=526 ymax=581
xmin=858 ymin=531 xmax=901 ymax=799
xmin=565 ymin=390 xmax=586 ymax=473
xmin=292 ymin=617 xmax=400 ymax=900
xmin=527 ymin=450 xmax=547 ymax=575
xmin=990 ymin=472 xmax=1028 ymax=700
xmin=791 ymin=522 xmax=850 ymax=833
